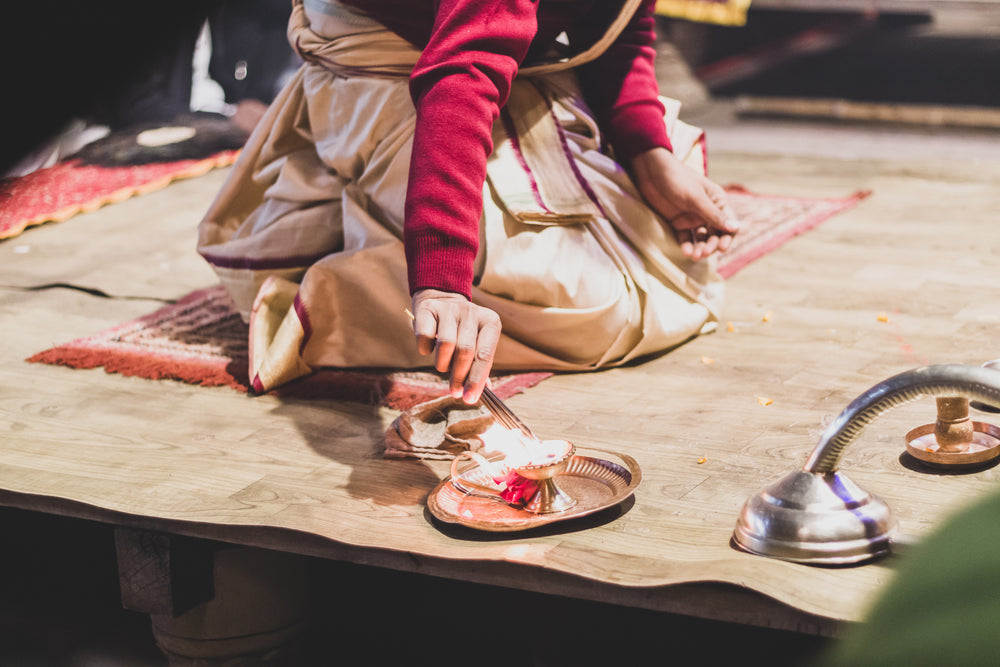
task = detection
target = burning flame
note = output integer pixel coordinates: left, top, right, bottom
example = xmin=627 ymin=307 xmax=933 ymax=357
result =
xmin=477 ymin=424 xmax=569 ymax=468
xmin=465 ymin=425 xmax=572 ymax=506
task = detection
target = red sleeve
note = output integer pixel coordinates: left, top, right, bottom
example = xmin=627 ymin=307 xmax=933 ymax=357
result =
xmin=574 ymin=0 xmax=671 ymax=162
xmin=404 ymin=0 xmax=537 ymax=298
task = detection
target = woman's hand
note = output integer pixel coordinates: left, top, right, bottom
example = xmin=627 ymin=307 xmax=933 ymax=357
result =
xmin=411 ymin=288 xmax=502 ymax=404
xmin=630 ymin=147 xmax=740 ymax=260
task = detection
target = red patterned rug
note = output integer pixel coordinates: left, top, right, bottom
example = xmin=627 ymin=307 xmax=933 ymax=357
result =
xmin=717 ymin=184 xmax=870 ymax=278
xmin=0 ymin=150 xmax=239 ymax=240
xmin=25 ymin=185 xmax=869 ymax=408
xmin=25 ymin=285 xmax=554 ymax=410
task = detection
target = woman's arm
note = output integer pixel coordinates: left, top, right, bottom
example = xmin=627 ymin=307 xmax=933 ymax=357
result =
xmin=575 ymin=0 xmax=739 ymax=258
xmin=404 ymin=0 xmax=538 ymax=402
xmin=573 ymin=0 xmax=671 ymax=162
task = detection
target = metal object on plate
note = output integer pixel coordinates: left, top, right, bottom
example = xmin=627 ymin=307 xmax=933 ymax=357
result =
xmin=448 ymin=441 xmax=578 ymax=514
xmin=429 ymin=448 xmax=640 ymax=532
xmin=905 ymin=396 xmax=1000 ymax=468
xmin=905 ymin=421 xmax=1000 ymax=468
xmin=480 ymin=386 xmax=538 ymax=441
xmin=515 ymin=442 xmax=577 ymax=513
xmin=733 ymin=364 xmax=1000 ymax=565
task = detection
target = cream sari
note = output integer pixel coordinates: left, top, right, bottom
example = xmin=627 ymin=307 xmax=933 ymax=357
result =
xmin=197 ymin=0 xmax=723 ymax=392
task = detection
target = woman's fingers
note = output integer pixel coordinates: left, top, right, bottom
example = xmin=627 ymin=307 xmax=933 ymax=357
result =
xmin=630 ymin=148 xmax=740 ymax=261
xmin=670 ymin=198 xmax=737 ymax=259
xmin=448 ymin=313 xmax=479 ymax=398
xmin=411 ymin=289 xmax=502 ymax=403
xmin=431 ymin=313 xmax=459 ymax=374
xmin=412 ymin=302 xmax=441 ymax=356
xmin=463 ymin=316 xmax=501 ymax=403
xmin=717 ymin=230 xmax=735 ymax=253
xmin=704 ymin=181 xmax=741 ymax=235
xmin=697 ymin=229 xmax=720 ymax=259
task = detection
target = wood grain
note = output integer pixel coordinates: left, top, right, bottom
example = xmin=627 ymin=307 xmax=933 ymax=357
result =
xmin=2 ymin=153 xmax=1000 ymax=636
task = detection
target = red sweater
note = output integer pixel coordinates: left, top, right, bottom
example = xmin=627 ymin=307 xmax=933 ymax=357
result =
xmin=344 ymin=0 xmax=669 ymax=298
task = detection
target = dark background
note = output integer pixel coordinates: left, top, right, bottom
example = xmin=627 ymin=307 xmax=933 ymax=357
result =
xmin=1 ymin=0 xmax=295 ymax=175
xmin=4 ymin=4 xmax=997 ymax=175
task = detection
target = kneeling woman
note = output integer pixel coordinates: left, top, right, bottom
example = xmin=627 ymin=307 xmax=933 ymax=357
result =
xmin=197 ymin=0 xmax=739 ymax=402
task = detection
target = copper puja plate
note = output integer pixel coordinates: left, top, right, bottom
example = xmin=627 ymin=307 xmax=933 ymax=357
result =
xmin=905 ymin=421 xmax=1000 ymax=469
xmin=427 ymin=447 xmax=641 ymax=532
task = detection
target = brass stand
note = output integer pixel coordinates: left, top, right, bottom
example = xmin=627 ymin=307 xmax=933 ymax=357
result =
xmin=905 ymin=397 xmax=1000 ymax=468
xmin=449 ymin=441 xmax=579 ymax=514
xmin=518 ymin=454 xmax=577 ymax=514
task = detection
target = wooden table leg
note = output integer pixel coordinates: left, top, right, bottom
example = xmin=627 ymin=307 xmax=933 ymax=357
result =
xmin=115 ymin=528 xmax=309 ymax=665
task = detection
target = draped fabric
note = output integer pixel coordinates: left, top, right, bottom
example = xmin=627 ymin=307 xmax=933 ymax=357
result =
xmin=197 ymin=1 xmax=723 ymax=392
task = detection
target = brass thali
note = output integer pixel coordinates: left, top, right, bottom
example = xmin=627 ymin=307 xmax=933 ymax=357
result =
xmin=427 ymin=446 xmax=641 ymax=532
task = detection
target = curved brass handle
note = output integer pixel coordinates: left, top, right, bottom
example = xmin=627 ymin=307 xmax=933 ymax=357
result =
xmin=806 ymin=364 xmax=1000 ymax=474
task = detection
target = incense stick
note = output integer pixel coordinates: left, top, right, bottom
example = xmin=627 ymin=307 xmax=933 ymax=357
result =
xmin=480 ymin=385 xmax=538 ymax=441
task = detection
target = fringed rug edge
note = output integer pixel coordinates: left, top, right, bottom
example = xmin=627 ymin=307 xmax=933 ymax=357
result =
xmin=0 ymin=150 xmax=239 ymax=241
xmin=26 ymin=344 xmax=250 ymax=392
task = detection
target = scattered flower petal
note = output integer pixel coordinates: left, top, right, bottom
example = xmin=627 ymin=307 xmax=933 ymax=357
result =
xmin=877 ymin=313 xmax=890 ymax=323
xmin=493 ymin=470 xmax=539 ymax=506
xmin=762 ymin=310 xmax=772 ymax=322
xmin=726 ymin=321 xmax=736 ymax=332
xmin=757 ymin=396 xmax=773 ymax=406
xmin=697 ymin=457 xmax=707 ymax=464
xmin=700 ymin=356 xmax=715 ymax=364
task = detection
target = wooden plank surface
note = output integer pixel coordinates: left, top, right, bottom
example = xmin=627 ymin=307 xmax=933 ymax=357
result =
xmin=736 ymin=96 xmax=1000 ymax=129
xmin=2 ymin=148 xmax=999 ymax=636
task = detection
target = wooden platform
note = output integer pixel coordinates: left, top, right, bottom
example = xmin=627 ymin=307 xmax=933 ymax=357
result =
xmin=3 ymin=140 xmax=1000 ymax=658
